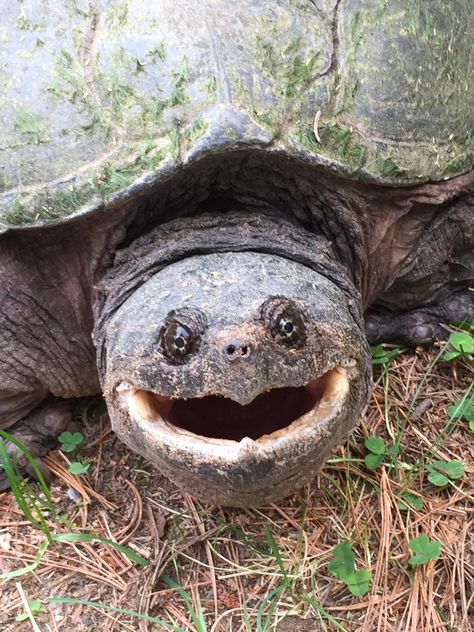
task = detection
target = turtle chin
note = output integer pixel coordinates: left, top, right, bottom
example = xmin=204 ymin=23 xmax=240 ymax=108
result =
xmin=110 ymin=365 xmax=362 ymax=506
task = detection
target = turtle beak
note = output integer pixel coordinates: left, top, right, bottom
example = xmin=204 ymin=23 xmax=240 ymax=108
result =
xmin=116 ymin=367 xmax=348 ymax=442
xmin=109 ymin=364 xmax=363 ymax=506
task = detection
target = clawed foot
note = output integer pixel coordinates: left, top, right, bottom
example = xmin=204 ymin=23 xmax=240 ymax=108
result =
xmin=0 ymin=400 xmax=74 ymax=491
xmin=365 ymin=291 xmax=473 ymax=347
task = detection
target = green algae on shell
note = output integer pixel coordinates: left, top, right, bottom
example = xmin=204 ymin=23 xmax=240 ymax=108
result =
xmin=1 ymin=0 xmax=473 ymax=229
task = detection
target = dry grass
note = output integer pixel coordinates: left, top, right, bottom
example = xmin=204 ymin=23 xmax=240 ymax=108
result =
xmin=0 ymin=347 xmax=473 ymax=632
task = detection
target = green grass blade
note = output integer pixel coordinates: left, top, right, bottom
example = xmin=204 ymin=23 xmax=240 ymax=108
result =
xmin=0 ymin=438 xmax=52 ymax=539
xmin=46 ymin=597 xmax=184 ymax=629
xmin=303 ymin=593 xmax=350 ymax=631
xmin=256 ymin=585 xmax=284 ymax=632
xmin=52 ymin=533 xmax=149 ymax=566
xmin=160 ymin=574 xmax=207 ymax=632
xmin=0 ymin=429 xmax=54 ymax=506
xmin=241 ymin=599 xmax=253 ymax=632
xmin=407 ymin=346 xmax=445 ymax=417
xmin=264 ymin=524 xmax=291 ymax=590
xmin=0 ymin=538 xmax=50 ymax=581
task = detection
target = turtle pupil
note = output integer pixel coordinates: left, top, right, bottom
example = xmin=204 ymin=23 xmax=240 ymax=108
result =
xmin=160 ymin=308 xmax=207 ymax=364
xmin=279 ymin=317 xmax=296 ymax=338
xmin=174 ymin=336 xmax=186 ymax=350
xmin=283 ymin=321 xmax=294 ymax=334
xmin=261 ymin=299 xmax=304 ymax=348
xmin=173 ymin=325 xmax=190 ymax=353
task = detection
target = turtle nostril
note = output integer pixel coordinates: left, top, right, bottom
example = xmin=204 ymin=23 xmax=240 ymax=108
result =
xmin=225 ymin=341 xmax=252 ymax=360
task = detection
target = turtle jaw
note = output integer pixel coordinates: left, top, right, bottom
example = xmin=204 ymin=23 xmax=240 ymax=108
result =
xmin=111 ymin=366 xmax=358 ymax=505
xmin=118 ymin=369 xmax=340 ymax=442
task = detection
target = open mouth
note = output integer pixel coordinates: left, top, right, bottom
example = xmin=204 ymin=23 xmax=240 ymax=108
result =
xmin=117 ymin=368 xmax=348 ymax=443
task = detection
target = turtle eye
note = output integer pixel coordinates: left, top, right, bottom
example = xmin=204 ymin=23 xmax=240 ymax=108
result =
xmin=278 ymin=316 xmax=298 ymax=341
xmin=160 ymin=309 xmax=206 ymax=364
xmin=273 ymin=309 xmax=303 ymax=346
xmin=170 ymin=325 xmax=192 ymax=354
xmin=261 ymin=298 xmax=305 ymax=348
xmin=162 ymin=321 xmax=194 ymax=362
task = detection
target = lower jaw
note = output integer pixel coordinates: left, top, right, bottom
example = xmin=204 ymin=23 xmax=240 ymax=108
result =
xmin=111 ymin=367 xmax=360 ymax=505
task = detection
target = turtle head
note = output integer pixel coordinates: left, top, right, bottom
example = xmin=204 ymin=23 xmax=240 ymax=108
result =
xmin=100 ymin=251 xmax=370 ymax=505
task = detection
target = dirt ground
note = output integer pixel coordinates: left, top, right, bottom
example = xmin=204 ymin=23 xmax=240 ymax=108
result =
xmin=0 ymin=345 xmax=473 ymax=632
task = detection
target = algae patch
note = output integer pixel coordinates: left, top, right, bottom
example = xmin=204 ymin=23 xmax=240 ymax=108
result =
xmin=297 ymin=120 xmax=367 ymax=170
xmin=13 ymin=109 xmax=49 ymax=145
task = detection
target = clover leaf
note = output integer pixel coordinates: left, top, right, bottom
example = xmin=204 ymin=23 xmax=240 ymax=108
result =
xmin=68 ymin=461 xmax=90 ymax=475
xmin=364 ymin=435 xmax=398 ymax=470
xmin=58 ymin=431 xmax=83 ymax=453
xmin=448 ymin=396 xmax=474 ymax=432
xmin=328 ymin=541 xmax=355 ymax=577
xmin=371 ymin=344 xmax=404 ymax=366
xmin=365 ymin=436 xmax=385 ymax=455
xmin=443 ymin=332 xmax=474 ymax=362
xmin=344 ymin=569 xmax=372 ymax=597
xmin=16 ymin=600 xmax=42 ymax=622
xmin=427 ymin=459 xmax=464 ymax=487
xmin=408 ymin=534 xmax=441 ymax=566
xmin=396 ymin=492 xmax=424 ymax=512
xmin=328 ymin=541 xmax=372 ymax=596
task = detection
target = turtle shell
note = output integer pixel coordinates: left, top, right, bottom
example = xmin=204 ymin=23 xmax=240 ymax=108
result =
xmin=1 ymin=0 xmax=473 ymax=230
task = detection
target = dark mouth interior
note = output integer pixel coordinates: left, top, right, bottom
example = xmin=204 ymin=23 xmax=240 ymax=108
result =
xmin=148 ymin=376 xmax=328 ymax=441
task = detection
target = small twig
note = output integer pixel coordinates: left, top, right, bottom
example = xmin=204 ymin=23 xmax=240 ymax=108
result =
xmin=116 ymin=480 xmax=143 ymax=544
xmin=15 ymin=581 xmax=42 ymax=632
xmin=184 ymin=493 xmax=219 ymax=621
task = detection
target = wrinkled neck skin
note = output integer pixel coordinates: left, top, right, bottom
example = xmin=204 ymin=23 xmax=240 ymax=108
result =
xmin=94 ymin=212 xmax=371 ymax=505
xmin=112 ymin=150 xmax=474 ymax=313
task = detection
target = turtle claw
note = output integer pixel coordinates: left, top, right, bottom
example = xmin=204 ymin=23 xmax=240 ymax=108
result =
xmin=365 ymin=290 xmax=474 ymax=347
xmin=0 ymin=400 xmax=73 ymax=491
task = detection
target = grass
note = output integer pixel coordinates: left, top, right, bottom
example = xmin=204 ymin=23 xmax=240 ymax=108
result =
xmin=0 ymin=334 xmax=473 ymax=630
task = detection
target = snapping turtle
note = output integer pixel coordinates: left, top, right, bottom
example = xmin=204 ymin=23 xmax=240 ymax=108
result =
xmin=0 ymin=0 xmax=473 ymax=505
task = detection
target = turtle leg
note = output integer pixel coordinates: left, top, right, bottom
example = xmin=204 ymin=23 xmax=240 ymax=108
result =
xmin=0 ymin=397 xmax=74 ymax=491
xmin=365 ymin=290 xmax=473 ymax=347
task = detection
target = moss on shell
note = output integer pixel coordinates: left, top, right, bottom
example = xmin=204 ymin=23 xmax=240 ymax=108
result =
xmin=13 ymin=109 xmax=49 ymax=145
xmin=373 ymin=155 xmax=408 ymax=180
xmin=98 ymin=164 xmax=142 ymax=196
xmin=16 ymin=8 xmax=45 ymax=32
xmin=185 ymin=118 xmax=209 ymax=146
xmin=4 ymin=184 xmax=97 ymax=226
xmin=444 ymin=147 xmax=474 ymax=177
xmin=0 ymin=171 xmax=11 ymax=192
xmin=8 ymin=195 xmax=29 ymax=225
xmin=206 ymin=75 xmax=217 ymax=97
xmin=148 ymin=41 xmax=167 ymax=63
xmin=169 ymin=58 xmax=191 ymax=107
xmin=1 ymin=0 xmax=473 ymax=226
xmin=297 ymin=120 xmax=367 ymax=170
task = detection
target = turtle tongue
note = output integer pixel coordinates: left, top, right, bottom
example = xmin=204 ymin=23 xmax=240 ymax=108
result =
xmin=145 ymin=376 xmax=328 ymax=441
